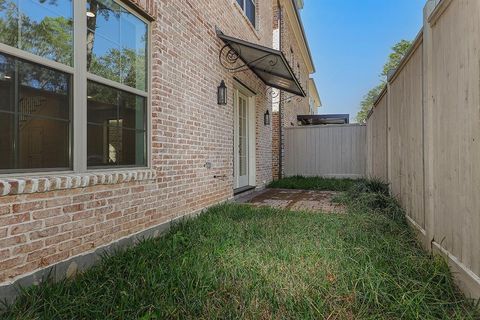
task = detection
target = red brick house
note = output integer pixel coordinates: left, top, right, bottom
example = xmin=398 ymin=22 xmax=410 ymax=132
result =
xmin=271 ymin=0 xmax=319 ymax=180
xmin=0 ymin=0 xmax=317 ymax=300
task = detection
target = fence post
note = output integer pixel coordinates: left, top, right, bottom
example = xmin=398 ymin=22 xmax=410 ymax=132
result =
xmin=422 ymin=0 xmax=438 ymax=252
xmin=386 ymin=71 xmax=394 ymax=192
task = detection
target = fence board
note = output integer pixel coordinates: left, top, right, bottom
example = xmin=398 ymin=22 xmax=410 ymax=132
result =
xmin=365 ymin=0 xmax=480 ymax=299
xmin=430 ymin=0 xmax=480 ymax=279
xmin=389 ymin=41 xmax=425 ymax=230
xmin=285 ymin=124 xmax=366 ymax=178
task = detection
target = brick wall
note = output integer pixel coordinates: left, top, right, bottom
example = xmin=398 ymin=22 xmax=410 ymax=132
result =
xmin=0 ymin=0 xmax=274 ymax=286
xmin=0 ymin=175 xmax=160 ymax=283
xmin=271 ymin=1 xmax=311 ymax=180
xmin=280 ymin=5 xmax=310 ymax=126
xmin=272 ymin=112 xmax=281 ymax=180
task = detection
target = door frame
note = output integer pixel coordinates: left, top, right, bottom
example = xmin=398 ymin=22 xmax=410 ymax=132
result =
xmin=233 ymin=82 xmax=256 ymax=190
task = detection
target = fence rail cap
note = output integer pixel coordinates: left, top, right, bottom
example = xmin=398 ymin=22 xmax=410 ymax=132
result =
xmin=286 ymin=124 xmax=366 ymax=130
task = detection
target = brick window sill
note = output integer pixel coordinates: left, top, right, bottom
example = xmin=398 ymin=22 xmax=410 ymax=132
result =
xmin=0 ymin=169 xmax=157 ymax=197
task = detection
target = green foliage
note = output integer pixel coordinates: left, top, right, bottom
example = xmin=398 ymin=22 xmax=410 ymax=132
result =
xmin=345 ymin=179 xmax=405 ymax=222
xmin=0 ymin=1 xmax=73 ymax=65
xmin=268 ymin=176 xmax=357 ymax=191
xmin=348 ymin=178 xmax=389 ymax=196
xmin=355 ymin=83 xmax=384 ymax=123
xmin=356 ymin=40 xmax=412 ymax=123
xmin=381 ymin=40 xmax=413 ymax=78
xmin=0 ymin=0 xmax=146 ymax=89
xmin=2 ymin=199 xmax=479 ymax=319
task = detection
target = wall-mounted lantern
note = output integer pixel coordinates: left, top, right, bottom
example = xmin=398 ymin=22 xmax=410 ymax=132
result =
xmin=264 ymin=110 xmax=270 ymax=126
xmin=217 ymin=80 xmax=227 ymax=105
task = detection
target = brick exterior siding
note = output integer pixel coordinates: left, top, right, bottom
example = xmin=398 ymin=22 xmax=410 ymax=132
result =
xmin=0 ymin=0 xmax=278 ymax=286
xmin=271 ymin=0 xmax=312 ymax=180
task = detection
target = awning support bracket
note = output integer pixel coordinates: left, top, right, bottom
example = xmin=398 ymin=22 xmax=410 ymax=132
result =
xmin=266 ymin=87 xmax=303 ymax=104
xmin=219 ymin=44 xmax=280 ymax=74
xmin=216 ymin=29 xmax=306 ymax=97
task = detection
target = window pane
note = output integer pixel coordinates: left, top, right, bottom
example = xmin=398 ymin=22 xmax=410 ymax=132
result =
xmin=0 ymin=54 xmax=15 ymax=112
xmin=236 ymin=0 xmax=244 ymax=9
xmin=87 ymin=81 xmax=118 ymax=125
xmin=87 ymin=80 xmax=146 ymax=167
xmin=18 ymin=59 xmax=70 ymax=120
xmin=0 ymin=0 xmax=73 ymax=65
xmin=120 ymin=7 xmax=147 ymax=91
xmin=87 ymin=125 xmax=146 ymax=167
xmin=87 ymin=0 xmax=121 ymax=83
xmin=0 ymin=113 xmax=14 ymax=169
xmin=87 ymin=123 xmax=118 ymax=166
xmin=119 ymin=91 xmax=145 ymax=131
xmin=87 ymin=81 xmax=145 ymax=130
xmin=122 ymin=129 xmax=146 ymax=166
xmin=87 ymin=0 xmax=148 ymax=91
xmin=246 ymin=0 xmax=255 ymax=26
xmin=18 ymin=116 xmax=70 ymax=169
xmin=0 ymin=53 xmax=72 ymax=171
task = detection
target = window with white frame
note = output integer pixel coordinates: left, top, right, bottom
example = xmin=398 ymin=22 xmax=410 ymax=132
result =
xmin=236 ymin=0 xmax=256 ymax=27
xmin=0 ymin=0 xmax=149 ymax=173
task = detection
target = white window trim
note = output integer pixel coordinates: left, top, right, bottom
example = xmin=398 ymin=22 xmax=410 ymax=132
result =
xmin=233 ymin=83 xmax=256 ymax=189
xmin=0 ymin=0 xmax=152 ymax=177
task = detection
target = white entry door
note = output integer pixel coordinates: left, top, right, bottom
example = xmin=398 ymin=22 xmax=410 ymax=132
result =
xmin=235 ymin=92 xmax=250 ymax=189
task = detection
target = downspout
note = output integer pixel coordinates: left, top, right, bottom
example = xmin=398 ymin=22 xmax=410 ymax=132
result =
xmin=277 ymin=0 xmax=283 ymax=179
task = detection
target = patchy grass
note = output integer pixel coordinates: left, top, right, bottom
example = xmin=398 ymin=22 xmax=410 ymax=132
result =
xmin=2 ymin=180 xmax=479 ymax=319
xmin=268 ymin=175 xmax=357 ymax=191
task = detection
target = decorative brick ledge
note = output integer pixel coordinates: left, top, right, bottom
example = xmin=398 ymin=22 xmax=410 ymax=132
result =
xmin=123 ymin=0 xmax=157 ymax=21
xmin=0 ymin=169 xmax=157 ymax=197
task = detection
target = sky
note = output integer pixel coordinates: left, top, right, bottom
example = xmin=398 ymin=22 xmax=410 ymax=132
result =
xmin=300 ymin=0 xmax=425 ymax=121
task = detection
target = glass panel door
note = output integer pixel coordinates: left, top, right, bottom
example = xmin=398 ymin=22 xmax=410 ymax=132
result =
xmin=236 ymin=93 xmax=249 ymax=188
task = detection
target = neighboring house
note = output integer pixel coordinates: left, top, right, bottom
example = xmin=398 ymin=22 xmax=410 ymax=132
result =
xmin=271 ymin=0 xmax=317 ymax=180
xmin=308 ymin=78 xmax=322 ymax=115
xmin=0 ymin=0 xmax=316 ymax=299
xmin=297 ymin=114 xmax=350 ymax=126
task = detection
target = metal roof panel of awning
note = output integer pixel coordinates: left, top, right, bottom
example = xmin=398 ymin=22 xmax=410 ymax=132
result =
xmin=217 ymin=30 xmax=306 ymax=97
xmin=297 ymin=114 xmax=350 ymax=125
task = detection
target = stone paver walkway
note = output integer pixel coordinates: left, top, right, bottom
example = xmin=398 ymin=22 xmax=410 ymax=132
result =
xmin=246 ymin=189 xmax=346 ymax=213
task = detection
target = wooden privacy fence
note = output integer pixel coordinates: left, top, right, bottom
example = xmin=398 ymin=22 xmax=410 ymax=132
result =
xmin=284 ymin=124 xmax=366 ymax=178
xmin=366 ymin=0 xmax=480 ymax=299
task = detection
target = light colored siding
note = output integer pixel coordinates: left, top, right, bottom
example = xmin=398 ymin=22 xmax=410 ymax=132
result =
xmin=285 ymin=125 xmax=366 ymax=178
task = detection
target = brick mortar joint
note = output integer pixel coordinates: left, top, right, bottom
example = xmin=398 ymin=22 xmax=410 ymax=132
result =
xmin=0 ymin=169 xmax=157 ymax=197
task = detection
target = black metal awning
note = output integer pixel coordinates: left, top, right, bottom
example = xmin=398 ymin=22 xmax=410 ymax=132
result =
xmin=217 ymin=30 xmax=306 ymax=97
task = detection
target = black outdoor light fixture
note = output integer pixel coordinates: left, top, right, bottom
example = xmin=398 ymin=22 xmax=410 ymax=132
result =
xmin=217 ymin=80 xmax=227 ymax=105
xmin=264 ymin=110 xmax=271 ymax=126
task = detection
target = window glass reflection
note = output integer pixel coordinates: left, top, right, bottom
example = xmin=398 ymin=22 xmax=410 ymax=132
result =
xmin=0 ymin=52 xmax=72 ymax=171
xmin=246 ymin=0 xmax=255 ymax=26
xmin=87 ymin=0 xmax=147 ymax=91
xmin=87 ymin=80 xmax=146 ymax=167
xmin=0 ymin=0 xmax=73 ymax=65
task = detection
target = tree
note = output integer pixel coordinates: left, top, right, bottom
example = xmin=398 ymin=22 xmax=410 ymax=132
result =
xmin=355 ymin=40 xmax=412 ymax=123
xmin=355 ymin=84 xmax=384 ymax=123
xmin=0 ymin=0 xmax=145 ymax=93
xmin=381 ymin=40 xmax=412 ymax=79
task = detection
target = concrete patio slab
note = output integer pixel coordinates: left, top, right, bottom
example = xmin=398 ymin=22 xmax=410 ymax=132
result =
xmin=245 ymin=189 xmax=346 ymax=213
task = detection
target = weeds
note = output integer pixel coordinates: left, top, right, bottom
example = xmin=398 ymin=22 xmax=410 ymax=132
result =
xmin=2 ymin=178 xmax=479 ymax=319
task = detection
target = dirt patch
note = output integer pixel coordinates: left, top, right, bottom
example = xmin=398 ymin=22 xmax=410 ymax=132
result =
xmin=247 ymin=189 xmax=346 ymax=213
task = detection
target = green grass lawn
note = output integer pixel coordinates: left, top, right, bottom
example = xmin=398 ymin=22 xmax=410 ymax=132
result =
xmin=2 ymin=179 xmax=479 ymax=319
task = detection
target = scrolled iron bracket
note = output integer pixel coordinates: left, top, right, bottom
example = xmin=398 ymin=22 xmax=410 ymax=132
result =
xmin=266 ymin=86 xmax=303 ymax=104
xmin=219 ymin=44 xmax=281 ymax=74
